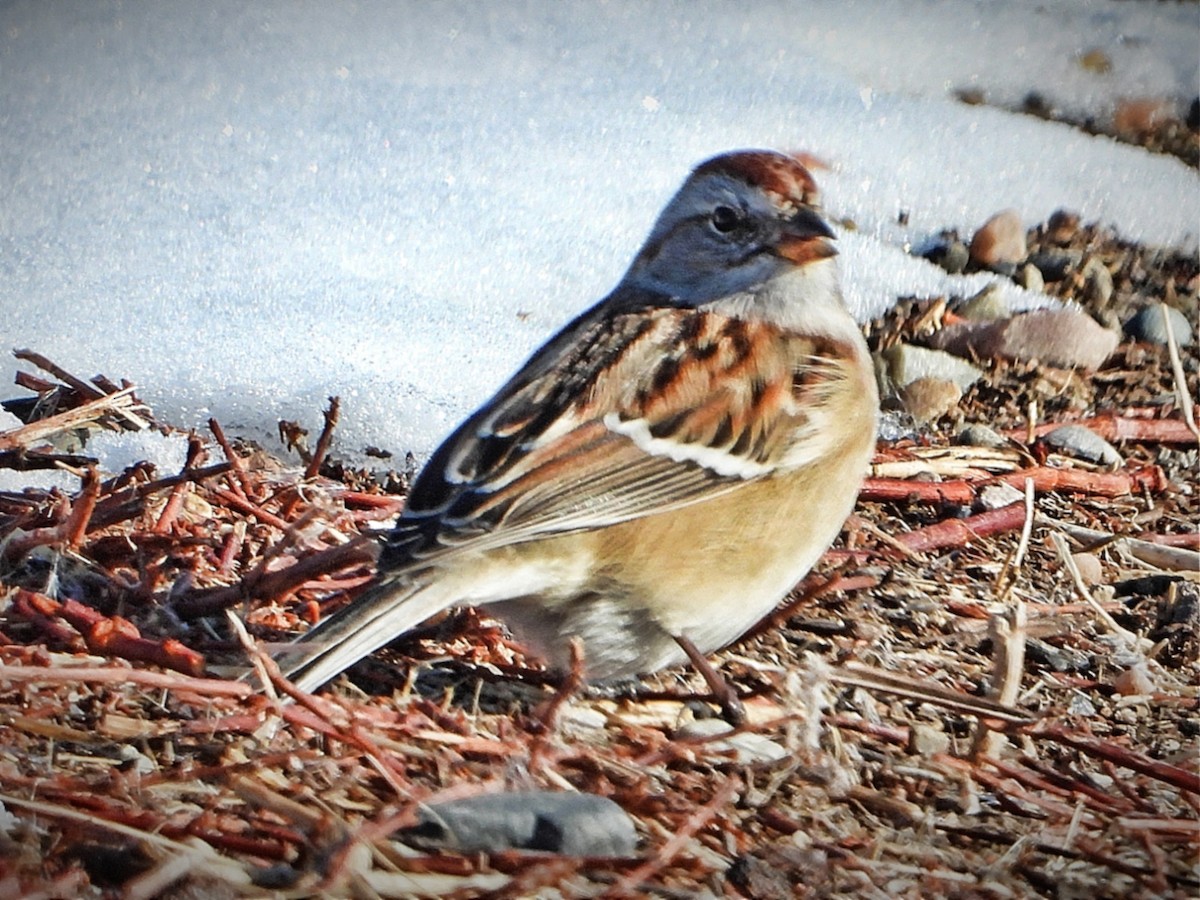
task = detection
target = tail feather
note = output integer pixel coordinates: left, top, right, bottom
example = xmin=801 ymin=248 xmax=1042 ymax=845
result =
xmin=278 ymin=576 xmax=450 ymax=693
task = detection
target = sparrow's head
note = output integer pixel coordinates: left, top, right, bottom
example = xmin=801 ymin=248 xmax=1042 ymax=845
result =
xmin=622 ymin=150 xmax=837 ymax=305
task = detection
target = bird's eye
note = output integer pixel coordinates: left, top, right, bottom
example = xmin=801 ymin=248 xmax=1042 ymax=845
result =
xmin=710 ymin=205 xmax=741 ymax=233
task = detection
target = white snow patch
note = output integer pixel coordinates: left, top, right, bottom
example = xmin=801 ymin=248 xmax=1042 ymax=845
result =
xmin=0 ymin=0 xmax=1196 ymax=463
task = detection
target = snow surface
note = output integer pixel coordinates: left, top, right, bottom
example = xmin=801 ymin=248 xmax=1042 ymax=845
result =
xmin=1 ymin=0 xmax=1197 ymax=470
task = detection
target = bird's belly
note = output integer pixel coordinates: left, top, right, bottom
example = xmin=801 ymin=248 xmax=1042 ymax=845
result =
xmin=481 ymin=450 xmax=866 ymax=681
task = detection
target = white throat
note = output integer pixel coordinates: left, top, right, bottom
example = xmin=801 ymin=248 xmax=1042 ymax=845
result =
xmin=706 ymin=258 xmax=860 ymax=343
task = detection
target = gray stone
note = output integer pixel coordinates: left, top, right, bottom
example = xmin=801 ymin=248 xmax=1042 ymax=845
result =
xmin=1125 ymin=303 xmax=1194 ymax=347
xmin=1040 ymin=424 xmax=1122 ymax=467
xmin=1081 ymin=258 xmax=1114 ymax=308
xmin=925 ymin=240 xmax=970 ymax=274
xmin=881 ymin=344 xmax=985 ymax=392
xmin=1068 ymin=693 xmax=1097 ymax=717
xmin=956 ymin=284 xmax=1010 ymax=321
xmin=1017 ymin=262 xmax=1044 ymax=293
xmin=1026 ymin=638 xmax=1088 ymax=672
xmin=977 ymin=482 xmax=1025 ymax=510
xmin=402 ymin=791 xmax=638 ymax=857
xmin=957 ymin=424 xmax=1008 ymax=449
xmin=877 ymin=409 xmax=919 ymax=443
xmin=1028 ymin=249 xmax=1081 ymax=282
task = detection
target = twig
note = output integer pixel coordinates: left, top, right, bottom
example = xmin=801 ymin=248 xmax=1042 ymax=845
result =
xmin=13 ymin=349 xmax=153 ymax=431
xmin=173 ymin=534 xmax=376 ymax=618
xmin=280 ymin=397 xmax=342 ymax=521
xmin=860 ymin=478 xmax=975 ymax=505
xmin=225 ymin=610 xmax=279 ymax=703
xmin=1160 ymin=304 xmax=1199 ymax=441
xmin=858 ymin=518 xmax=926 ymax=560
xmin=892 ymin=501 xmax=1027 ymax=555
xmin=211 ymin=487 xmax=291 ymax=531
xmin=13 ymin=590 xmax=207 ymax=677
xmin=89 ymin=461 xmax=233 ymax=529
xmin=972 ymin=479 xmax=1032 ymax=759
xmin=995 ymin=465 xmax=1166 ymax=498
xmin=64 ymin=466 xmax=101 ymax=549
xmin=1006 ymin=414 xmax=1196 ymax=445
xmin=245 ymin=624 xmax=414 ymax=800
xmin=753 ymin=565 xmax=878 ymax=638
xmin=1048 ymin=531 xmax=1149 ymax=655
xmin=1045 ymin=516 xmax=1200 ymax=573
xmin=0 ymin=386 xmax=140 ymax=451
xmin=1031 ymin=722 xmax=1200 ymax=795
xmin=0 ymin=449 xmax=98 ymax=471
xmin=830 ymin=662 xmax=1036 ymax=725
xmin=208 ymin=417 xmax=254 ymax=499
xmin=860 ymin=464 xmax=1165 ymax=506
xmin=306 ymin=396 xmax=340 ymax=481
xmin=13 ymin=349 xmax=107 ymax=400
xmin=532 ymin=636 xmax=587 ymax=734
xmin=153 ymin=435 xmax=206 ymax=533
xmin=0 ymin=660 xmax=252 ymax=697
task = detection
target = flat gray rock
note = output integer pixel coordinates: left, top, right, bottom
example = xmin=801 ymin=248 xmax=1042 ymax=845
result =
xmin=1039 ymin=424 xmax=1123 ymax=467
xmin=1125 ymin=303 xmax=1194 ymax=347
xmin=402 ymin=791 xmax=638 ymax=857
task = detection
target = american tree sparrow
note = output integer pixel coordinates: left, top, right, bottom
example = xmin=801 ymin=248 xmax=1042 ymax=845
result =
xmin=279 ymin=150 xmax=879 ymax=702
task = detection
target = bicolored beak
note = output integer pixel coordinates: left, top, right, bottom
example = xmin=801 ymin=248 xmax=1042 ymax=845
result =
xmin=776 ymin=205 xmax=838 ymax=264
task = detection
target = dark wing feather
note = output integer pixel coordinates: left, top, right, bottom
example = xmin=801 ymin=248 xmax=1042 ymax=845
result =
xmin=382 ymin=293 xmax=846 ymax=569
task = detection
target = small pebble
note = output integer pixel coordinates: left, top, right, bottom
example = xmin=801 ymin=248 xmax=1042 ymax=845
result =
xmin=1040 ymin=424 xmax=1123 ymax=467
xmin=969 ymin=209 xmax=1026 ymax=272
xmin=898 ymin=377 xmax=961 ymax=423
xmin=1113 ymin=97 xmax=1175 ymax=137
xmin=727 ymin=855 xmax=794 ymax=899
xmin=1161 ymin=582 xmax=1198 ymax=628
xmin=1125 ymin=303 xmax=1194 ymax=347
xmin=1113 ymin=706 xmax=1139 ymax=725
xmin=957 ymin=423 xmax=1008 ymax=449
xmin=1027 ymin=249 xmax=1081 ymax=282
xmin=1081 ymin=258 xmax=1114 ymax=308
xmin=877 ymin=409 xmax=919 ymax=443
xmin=956 ymin=284 xmax=1009 ymax=320
xmin=925 ymin=240 xmax=970 ymax=274
xmin=1068 ymin=693 xmax=1097 ymax=717
xmin=1045 ymin=209 xmax=1080 ymax=245
xmin=402 ymin=791 xmax=638 ymax=857
xmin=1016 ymin=262 xmax=1044 ymax=293
xmin=1077 ymin=48 xmax=1112 ymax=74
xmin=119 ymin=745 xmax=157 ymax=776
xmin=1113 ymin=664 xmax=1154 ymax=697
xmin=1026 ymin=638 xmax=1088 ymax=672
xmin=908 ymin=723 xmax=950 ymax=757
xmin=1022 ymin=91 xmax=1054 ymax=118
xmin=977 ymin=482 xmax=1025 ymax=510
xmin=882 ymin=343 xmax=985 ymax=391
xmin=1070 ymin=552 xmax=1104 ymax=585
